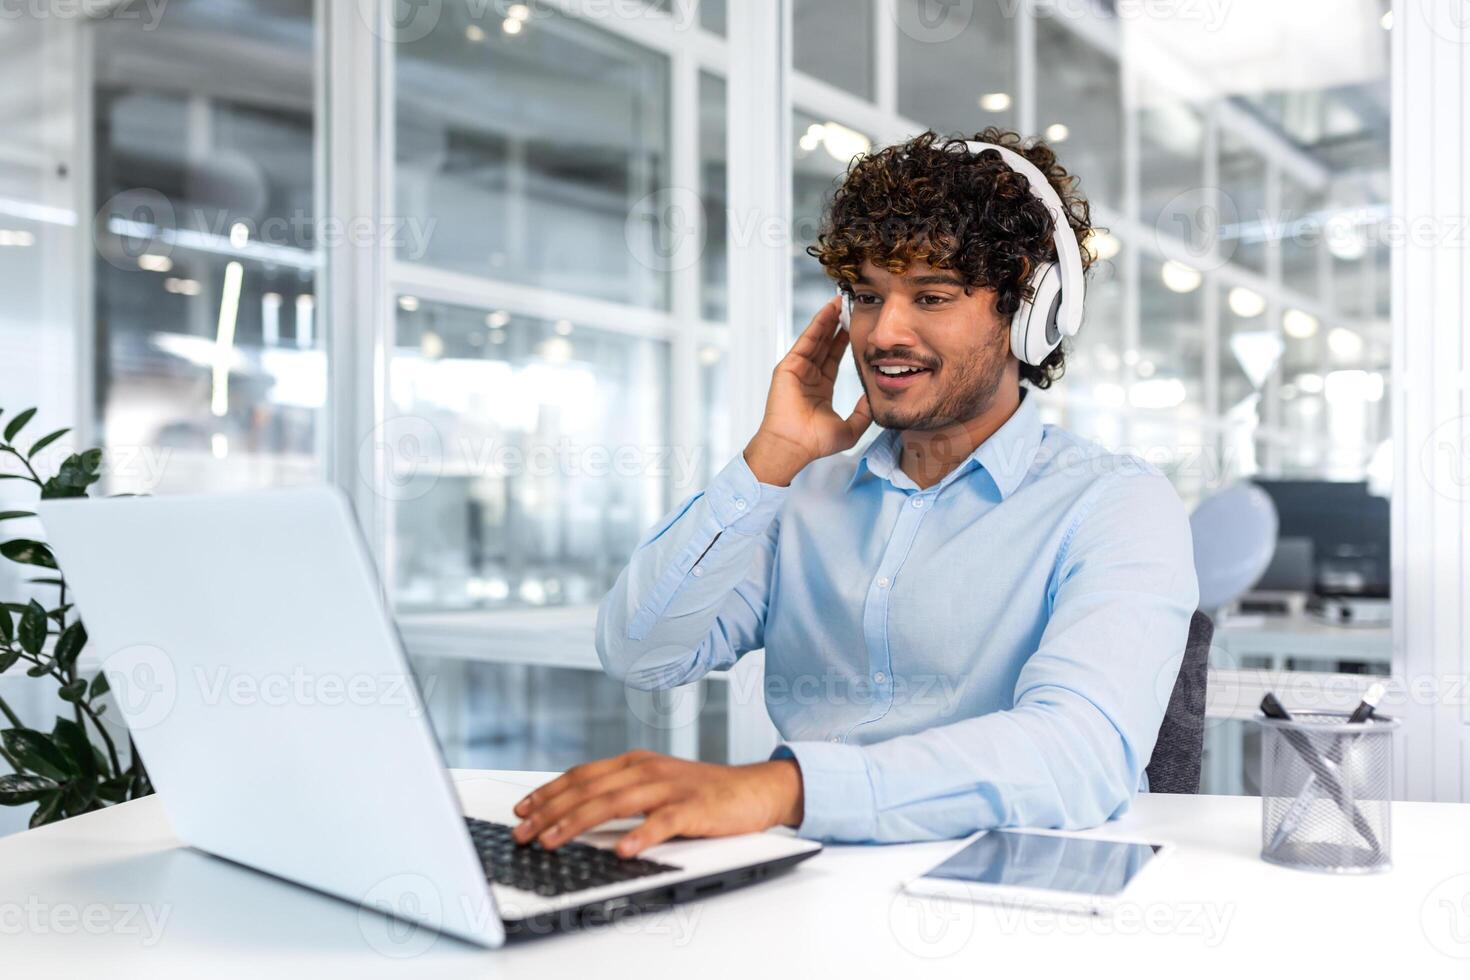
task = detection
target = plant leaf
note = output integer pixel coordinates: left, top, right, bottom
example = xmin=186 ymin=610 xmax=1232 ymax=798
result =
xmin=52 ymin=718 xmax=99 ymax=783
xmin=54 ymin=622 xmax=86 ymax=671
xmin=18 ymin=600 xmax=47 ymax=654
xmin=58 ymin=678 xmax=88 ymax=702
xmin=0 ymin=510 xmax=35 ymax=522
xmin=0 ymin=604 xmax=11 ymax=644
xmin=89 ymin=672 xmax=109 ymax=698
xmin=1 ymin=539 xmax=57 ymax=569
xmin=28 ymin=428 xmax=69 ymax=459
xmin=0 ymin=650 xmax=20 ymax=673
xmin=41 ymin=449 xmax=105 ymax=500
xmin=0 ymin=773 xmax=58 ymax=805
xmin=25 ymin=659 xmax=55 ymax=678
xmin=1 ymin=729 xmax=75 ymax=781
xmin=29 ymin=790 xmax=64 ymax=828
xmin=98 ymin=776 xmax=130 ymax=803
xmin=2 ymin=407 xmax=36 ymax=443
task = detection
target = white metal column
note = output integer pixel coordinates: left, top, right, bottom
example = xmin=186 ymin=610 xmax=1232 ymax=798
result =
xmin=321 ymin=0 xmax=392 ymax=576
xmin=723 ymin=0 xmax=791 ymax=763
xmin=1392 ymin=0 xmax=1469 ymax=802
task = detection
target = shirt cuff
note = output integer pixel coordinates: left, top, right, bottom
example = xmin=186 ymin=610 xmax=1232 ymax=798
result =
xmin=705 ymin=452 xmax=788 ymax=533
xmin=772 ymin=741 xmax=878 ymax=842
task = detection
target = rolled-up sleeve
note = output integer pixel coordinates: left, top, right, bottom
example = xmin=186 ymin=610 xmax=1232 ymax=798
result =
xmin=774 ymin=469 xmax=1199 ymax=843
xmin=597 ymin=453 xmax=786 ymax=690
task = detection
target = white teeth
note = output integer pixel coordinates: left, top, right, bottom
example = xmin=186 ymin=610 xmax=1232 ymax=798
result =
xmin=876 ymin=365 xmax=923 ymax=376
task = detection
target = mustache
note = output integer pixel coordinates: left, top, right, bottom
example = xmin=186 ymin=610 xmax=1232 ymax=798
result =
xmin=864 ymin=347 xmax=941 ymax=371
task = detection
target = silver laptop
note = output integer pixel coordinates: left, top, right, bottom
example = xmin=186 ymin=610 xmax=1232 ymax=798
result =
xmin=38 ymin=487 xmax=819 ymax=949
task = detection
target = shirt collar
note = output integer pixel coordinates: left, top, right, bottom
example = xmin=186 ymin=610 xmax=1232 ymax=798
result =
xmin=845 ymin=389 xmax=1044 ymax=499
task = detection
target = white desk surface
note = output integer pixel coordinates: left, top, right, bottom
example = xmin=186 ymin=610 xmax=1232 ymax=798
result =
xmin=1214 ymin=612 xmax=1392 ymax=663
xmin=6 ymin=770 xmax=1469 ymax=977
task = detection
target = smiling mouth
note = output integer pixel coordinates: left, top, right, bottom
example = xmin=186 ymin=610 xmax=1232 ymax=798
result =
xmin=869 ymin=363 xmax=933 ymax=392
xmin=874 ymin=365 xmax=927 ymax=377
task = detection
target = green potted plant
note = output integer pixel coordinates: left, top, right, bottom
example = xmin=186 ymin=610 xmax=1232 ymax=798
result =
xmin=0 ymin=405 xmax=151 ymax=828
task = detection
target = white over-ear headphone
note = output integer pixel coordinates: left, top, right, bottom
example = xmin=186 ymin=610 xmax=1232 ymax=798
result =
xmin=836 ymin=140 xmax=1085 ymax=367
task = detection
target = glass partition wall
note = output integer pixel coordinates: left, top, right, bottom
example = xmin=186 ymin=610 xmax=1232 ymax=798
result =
xmin=20 ymin=1 xmax=1394 ymax=789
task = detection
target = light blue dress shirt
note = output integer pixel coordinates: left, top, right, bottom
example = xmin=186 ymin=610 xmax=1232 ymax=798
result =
xmin=595 ymin=391 xmax=1199 ymax=843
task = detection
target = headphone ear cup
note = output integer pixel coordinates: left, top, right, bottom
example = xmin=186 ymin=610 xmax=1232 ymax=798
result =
xmin=1011 ymin=263 xmax=1064 ymax=367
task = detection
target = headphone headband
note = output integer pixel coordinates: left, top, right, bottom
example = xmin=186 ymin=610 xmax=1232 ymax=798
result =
xmin=960 ymin=141 xmax=1085 ymax=338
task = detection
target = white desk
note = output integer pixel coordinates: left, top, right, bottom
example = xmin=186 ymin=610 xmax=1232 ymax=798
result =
xmin=6 ymin=770 xmax=1470 ymax=976
xmin=1214 ymin=613 xmax=1392 ymax=670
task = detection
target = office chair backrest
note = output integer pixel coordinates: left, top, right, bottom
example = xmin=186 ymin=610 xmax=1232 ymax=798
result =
xmin=1145 ymin=610 xmax=1214 ymax=794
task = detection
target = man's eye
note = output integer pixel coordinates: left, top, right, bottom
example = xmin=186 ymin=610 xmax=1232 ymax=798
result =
xmin=917 ymin=294 xmax=950 ymax=306
xmin=854 ymin=294 xmax=881 ymax=306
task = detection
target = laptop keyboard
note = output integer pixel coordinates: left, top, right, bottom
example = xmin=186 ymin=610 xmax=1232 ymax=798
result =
xmin=466 ymin=817 xmax=681 ymax=898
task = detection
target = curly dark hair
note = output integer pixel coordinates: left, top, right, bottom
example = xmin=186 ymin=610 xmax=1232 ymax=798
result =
xmin=808 ymin=128 xmax=1095 ymax=390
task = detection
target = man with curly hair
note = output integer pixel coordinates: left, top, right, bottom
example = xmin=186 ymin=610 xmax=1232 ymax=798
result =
xmin=512 ymin=130 xmax=1198 ymax=856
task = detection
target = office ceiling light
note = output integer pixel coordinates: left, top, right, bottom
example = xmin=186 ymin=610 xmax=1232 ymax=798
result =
xmin=420 ymin=329 xmax=444 ymax=360
xmin=538 ymin=336 xmax=573 ymax=363
xmin=262 ymin=291 xmax=281 ymax=347
xmin=1160 ymin=260 xmax=1202 ymax=293
xmin=818 ymin=122 xmax=871 ymax=164
xmin=1295 ymin=372 xmax=1324 ymax=394
xmin=398 ymin=295 xmax=420 ymax=312
xmin=486 ymin=310 xmax=511 ymax=328
xmin=1380 ymin=10 xmax=1393 ymax=29
xmin=137 ymin=252 xmax=172 ymax=273
xmin=1137 ymin=360 xmax=1156 ymax=378
xmin=465 ymin=24 xmax=485 ymax=41
xmin=229 ymin=222 xmax=249 ymax=249
xmin=0 ymin=229 xmax=35 ymax=246
xmin=1128 ymin=378 xmax=1188 ymax=410
xmin=1327 ymin=326 xmax=1364 ymax=359
xmin=1325 ymin=214 xmax=1367 ymax=260
xmin=978 ymin=92 xmax=1011 ymax=112
xmin=211 ymin=261 xmax=244 ymax=418
xmin=164 ymin=276 xmax=201 ymax=296
xmin=211 ymin=433 xmax=228 ymax=460
xmin=1087 ymin=230 xmax=1121 ymax=262
xmin=507 ymin=2 xmax=530 ymax=19
xmin=1229 ymin=330 xmax=1284 ymax=390
xmin=1325 ymin=369 xmax=1384 ymax=404
xmin=502 ymin=16 xmax=523 ymax=34
xmin=553 ymin=319 xmax=574 ymax=336
xmin=1227 ymin=286 xmax=1265 ymax=318
xmin=1044 ymin=123 xmax=1070 ymax=143
xmin=296 ymin=293 xmax=315 ymax=349
xmin=698 ymin=346 xmax=722 ymax=367
xmin=1282 ymin=308 xmax=1319 ymax=339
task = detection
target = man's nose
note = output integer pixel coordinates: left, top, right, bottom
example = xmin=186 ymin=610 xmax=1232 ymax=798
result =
xmin=867 ymin=299 xmax=921 ymax=353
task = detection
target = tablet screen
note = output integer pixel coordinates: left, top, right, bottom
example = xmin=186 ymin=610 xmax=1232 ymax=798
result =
xmin=921 ymin=831 xmax=1162 ymax=898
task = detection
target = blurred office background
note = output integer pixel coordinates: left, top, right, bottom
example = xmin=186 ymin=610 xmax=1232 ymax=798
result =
xmin=0 ymin=0 xmax=1433 ymax=833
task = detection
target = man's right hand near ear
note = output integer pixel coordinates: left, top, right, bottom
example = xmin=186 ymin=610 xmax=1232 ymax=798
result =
xmin=743 ymin=296 xmax=873 ymax=487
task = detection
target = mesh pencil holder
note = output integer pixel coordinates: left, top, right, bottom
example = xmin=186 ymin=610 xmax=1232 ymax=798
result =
xmin=1254 ymin=711 xmax=1398 ymax=874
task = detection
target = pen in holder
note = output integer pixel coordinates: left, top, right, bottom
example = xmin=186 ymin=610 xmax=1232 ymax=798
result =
xmin=1254 ymin=709 xmax=1398 ymax=873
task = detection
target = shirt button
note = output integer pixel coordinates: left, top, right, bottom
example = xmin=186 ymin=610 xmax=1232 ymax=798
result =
xmin=734 ymin=498 xmax=747 ymax=511
xmin=691 ymin=566 xmax=704 ymax=578
xmin=911 ymin=497 xmax=925 ymax=509
xmin=877 ymin=576 xmax=890 ymax=589
xmin=874 ymin=672 xmax=886 ymax=683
